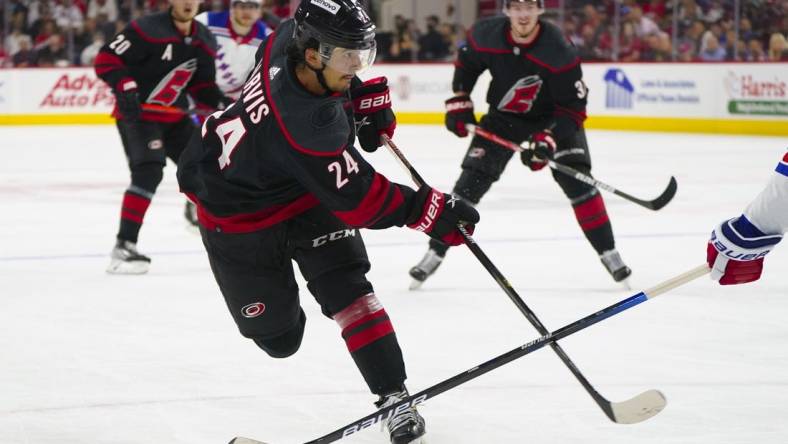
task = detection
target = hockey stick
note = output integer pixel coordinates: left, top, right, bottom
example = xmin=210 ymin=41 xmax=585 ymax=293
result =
xmin=380 ymin=134 xmax=667 ymax=424
xmin=230 ymin=264 xmax=711 ymax=444
xmin=466 ymin=124 xmax=677 ymax=211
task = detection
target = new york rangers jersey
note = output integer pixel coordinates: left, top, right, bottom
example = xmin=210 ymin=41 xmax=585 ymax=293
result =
xmin=745 ymin=152 xmax=788 ymax=235
xmin=196 ymin=11 xmax=272 ymax=99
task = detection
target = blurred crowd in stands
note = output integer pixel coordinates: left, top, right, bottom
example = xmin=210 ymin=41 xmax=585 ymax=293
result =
xmin=1 ymin=0 xmax=785 ymax=68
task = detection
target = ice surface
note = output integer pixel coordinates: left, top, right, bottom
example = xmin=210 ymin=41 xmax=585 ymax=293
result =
xmin=1 ymin=125 xmax=786 ymax=444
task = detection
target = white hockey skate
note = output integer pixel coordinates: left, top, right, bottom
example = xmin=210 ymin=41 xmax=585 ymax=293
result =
xmin=375 ymin=388 xmax=427 ymax=444
xmin=408 ymin=248 xmax=444 ymax=290
xmin=106 ymin=239 xmax=151 ymax=275
xmin=600 ymin=249 xmax=632 ymax=288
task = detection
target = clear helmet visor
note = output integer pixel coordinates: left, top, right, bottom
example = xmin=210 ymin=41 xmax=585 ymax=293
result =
xmin=318 ymin=42 xmax=377 ymax=76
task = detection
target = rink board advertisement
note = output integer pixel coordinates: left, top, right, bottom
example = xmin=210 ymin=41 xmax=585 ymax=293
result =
xmin=0 ymin=63 xmax=786 ymax=135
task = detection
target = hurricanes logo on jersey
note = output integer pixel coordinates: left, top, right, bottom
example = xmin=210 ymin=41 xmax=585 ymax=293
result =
xmin=146 ymin=59 xmax=198 ymax=106
xmin=498 ymin=75 xmax=543 ymax=114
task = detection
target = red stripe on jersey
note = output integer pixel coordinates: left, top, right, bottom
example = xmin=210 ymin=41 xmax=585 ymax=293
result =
xmin=572 ymin=194 xmax=610 ymax=231
xmin=783 ymin=152 xmax=788 ymax=163
xmin=373 ymin=186 xmax=405 ymax=226
xmin=262 ymin=31 xmax=346 ymax=157
xmin=130 ymin=21 xmax=216 ymax=57
xmin=467 ymin=29 xmax=512 ymax=54
xmin=332 ymin=173 xmax=392 ymax=227
xmin=186 ymin=192 xmax=320 ymax=233
xmin=343 ymin=313 xmax=394 ymax=353
xmin=554 ymin=105 xmax=587 ymax=125
xmin=94 ymin=52 xmax=126 ymax=76
xmin=525 ymin=54 xmax=580 ymax=74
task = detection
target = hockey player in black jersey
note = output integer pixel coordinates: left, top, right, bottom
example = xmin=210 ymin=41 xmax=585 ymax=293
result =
xmin=409 ymin=0 xmax=631 ymax=289
xmin=176 ymin=1 xmax=479 ymax=443
xmin=95 ymin=0 xmax=229 ymax=274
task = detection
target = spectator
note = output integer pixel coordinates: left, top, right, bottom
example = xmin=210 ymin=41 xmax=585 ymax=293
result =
xmin=88 ymin=0 xmax=118 ymax=22
xmin=13 ymin=39 xmax=37 ymax=67
xmin=36 ymin=33 xmax=70 ymax=67
xmin=261 ymin=0 xmax=282 ymax=29
xmin=418 ymin=15 xmax=450 ymax=61
xmin=618 ymin=21 xmax=643 ymax=62
xmin=747 ymin=38 xmax=767 ymax=61
xmin=54 ymin=0 xmax=85 ymax=30
xmin=80 ymin=32 xmax=104 ymax=66
xmin=678 ymin=19 xmax=705 ymax=58
xmin=33 ymin=19 xmax=58 ymax=48
xmin=768 ymin=33 xmax=787 ymax=61
xmin=389 ymin=15 xmax=416 ymax=62
xmin=628 ymin=6 xmax=660 ymax=39
xmin=4 ymin=16 xmax=33 ymax=58
xmin=643 ymin=0 xmax=667 ymax=20
xmin=699 ymin=32 xmax=726 ymax=61
xmin=0 ymin=40 xmax=7 ymax=68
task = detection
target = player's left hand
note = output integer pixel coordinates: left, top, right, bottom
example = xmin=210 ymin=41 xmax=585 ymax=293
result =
xmin=521 ymin=130 xmax=556 ymax=171
xmin=351 ymin=76 xmax=396 ymax=153
xmin=407 ymin=186 xmax=480 ymax=246
xmin=707 ymin=215 xmax=783 ymax=285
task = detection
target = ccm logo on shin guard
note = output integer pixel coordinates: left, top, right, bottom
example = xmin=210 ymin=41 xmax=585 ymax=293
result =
xmin=413 ymin=191 xmax=443 ymax=233
xmin=241 ymin=302 xmax=266 ymax=318
xmin=341 ymin=394 xmax=429 ymax=437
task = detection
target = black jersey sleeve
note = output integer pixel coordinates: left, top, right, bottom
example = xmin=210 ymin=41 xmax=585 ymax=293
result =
xmin=545 ymin=62 xmax=587 ymax=141
xmin=282 ymin=143 xmax=418 ymax=230
xmin=94 ymin=22 xmax=149 ymax=90
xmin=452 ymin=39 xmax=487 ymax=94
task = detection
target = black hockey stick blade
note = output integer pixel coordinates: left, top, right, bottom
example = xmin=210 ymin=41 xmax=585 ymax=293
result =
xmin=636 ymin=175 xmax=677 ymax=211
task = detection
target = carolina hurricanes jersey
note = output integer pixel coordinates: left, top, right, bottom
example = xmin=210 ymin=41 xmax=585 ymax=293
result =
xmin=744 ymin=152 xmax=788 ymax=235
xmin=94 ymin=12 xmax=224 ymax=122
xmin=195 ymin=11 xmax=272 ymax=99
xmin=177 ymin=19 xmax=418 ymax=233
xmin=454 ymin=17 xmax=587 ymax=141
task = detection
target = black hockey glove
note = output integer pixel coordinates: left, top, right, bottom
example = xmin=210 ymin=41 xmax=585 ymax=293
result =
xmin=351 ymin=76 xmax=396 ymax=152
xmin=114 ymin=78 xmax=142 ymax=121
xmin=407 ymin=186 xmax=480 ymax=246
xmin=444 ymin=94 xmax=476 ymax=137
xmin=521 ymin=130 xmax=556 ymax=171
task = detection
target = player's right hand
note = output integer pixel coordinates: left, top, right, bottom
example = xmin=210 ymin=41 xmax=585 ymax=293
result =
xmin=521 ymin=130 xmax=556 ymax=171
xmin=707 ymin=215 xmax=782 ymax=285
xmin=444 ymin=94 xmax=476 ymax=137
xmin=407 ymin=186 xmax=479 ymax=246
xmin=115 ymin=78 xmax=142 ymax=121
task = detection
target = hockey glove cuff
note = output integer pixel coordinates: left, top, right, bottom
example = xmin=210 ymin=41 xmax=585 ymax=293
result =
xmin=707 ymin=215 xmax=783 ymax=285
xmin=407 ymin=186 xmax=480 ymax=246
xmin=351 ymin=76 xmax=396 ymax=152
xmin=521 ymin=130 xmax=556 ymax=171
xmin=444 ymin=95 xmax=476 ymax=137
xmin=115 ymin=78 xmax=142 ymax=121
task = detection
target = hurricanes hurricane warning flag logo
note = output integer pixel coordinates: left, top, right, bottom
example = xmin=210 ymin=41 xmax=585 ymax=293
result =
xmin=498 ymin=75 xmax=543 ymax=114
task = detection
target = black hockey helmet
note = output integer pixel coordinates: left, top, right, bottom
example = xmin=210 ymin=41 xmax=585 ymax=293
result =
xmin=290 ymin=0 xmax=377 ymax=77
xmin=505 ymin=0 xmax=545 ymax=9
xmin=294 ymin=0 xmax=376 ymax=51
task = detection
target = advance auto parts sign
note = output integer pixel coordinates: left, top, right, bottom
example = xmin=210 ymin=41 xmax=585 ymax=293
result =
xmin=724 ymin=69 xmax=787 ymax=117
xmin=39 ymin=72 xmax=115 ymax=110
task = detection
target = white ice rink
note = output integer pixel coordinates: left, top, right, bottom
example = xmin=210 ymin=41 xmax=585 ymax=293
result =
xmin=1 ymin=125 xmax=786 ymax=444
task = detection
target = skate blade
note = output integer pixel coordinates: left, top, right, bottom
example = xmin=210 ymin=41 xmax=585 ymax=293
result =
xmin=106 ymin=260 xmax=149 ymax=275
xmin=409 ymin=279 xmax=424 ymax=291
xmin=618 ymin=277 xmax=633 ymax=291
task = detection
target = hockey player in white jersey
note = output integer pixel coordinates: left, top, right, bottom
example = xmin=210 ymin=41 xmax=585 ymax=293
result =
xmin=195 ymin=0 xmax=272 ymax=100
xmin=707 ymin=152 xmax=787 ymax=285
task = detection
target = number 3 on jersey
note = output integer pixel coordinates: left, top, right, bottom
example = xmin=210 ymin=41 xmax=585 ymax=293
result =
xmin=328 ymin=151 xmax=359 ymax=189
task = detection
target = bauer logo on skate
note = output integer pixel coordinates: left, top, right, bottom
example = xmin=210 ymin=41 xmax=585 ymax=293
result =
xmin=341 ymin=393 xmax=428 ymax=437
xmin=241 ymin=302 xmax=266 ymax=318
